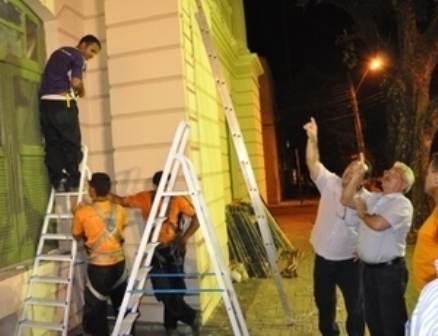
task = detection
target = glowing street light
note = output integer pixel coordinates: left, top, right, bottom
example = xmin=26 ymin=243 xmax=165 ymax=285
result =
xmin=348 ymin=57 xmax=383 ymax=153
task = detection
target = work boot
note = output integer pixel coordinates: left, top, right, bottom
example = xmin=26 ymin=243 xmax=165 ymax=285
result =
xmin=190 ymin=311 xmax=202 ymax=336
xmin=165 ymin=329 xmax=179 ymax=336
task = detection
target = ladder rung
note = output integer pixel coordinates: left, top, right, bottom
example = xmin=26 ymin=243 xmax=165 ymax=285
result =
xmin=37 ymin=254 xmax=74 ymax=262
xmin=130 ymin=288 xmax=224 ymax=294
xmin=161 ymin=191 xmax=193 ymax=196
xmin=31 ymin=275 xmax=70 ymax=284
xmin=55 ymin=190 xmax=87 ymax=197
xmin=148 ymin=272 xmax=216 ymax=278
xmin=25 ymin=297 xmax=68 ymax=307
xmin=120 ymin=312 xmax=140 ymax=331
xmin=18 ymin=320 xmax=65 ymax=331
xmin=46 ymin=213 xmax=73 ymax=220
xmin=145 ymin=242 xmax=160 ymax=254
xmin=127 ymin=292 xmax=144 ymax=307
xmin=42 ymin=233 xmax=73 ymax=240
xmin=136 ymin=266 xmax=153 ymax=282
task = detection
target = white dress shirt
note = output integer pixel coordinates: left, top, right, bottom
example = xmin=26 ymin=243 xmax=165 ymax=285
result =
xmin=409 ymin=277 xmax=438 ymax=335
xmin=357 ymin=192 xmax=413 ymax=263
xmin=310 ymin=165 xmax=365 ymax=260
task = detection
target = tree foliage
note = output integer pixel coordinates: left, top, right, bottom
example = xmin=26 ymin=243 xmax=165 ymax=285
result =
xmin=297 ymin=0 xmax=438 ymax=227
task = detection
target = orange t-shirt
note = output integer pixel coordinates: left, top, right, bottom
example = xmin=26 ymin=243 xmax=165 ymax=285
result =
xmin=125 ymin=191 xmax=195 ymax=243
xmin=72 ymin=200 xmax=129 ymax=266
xmin=412 ymin=206 xmax=438 ymax=291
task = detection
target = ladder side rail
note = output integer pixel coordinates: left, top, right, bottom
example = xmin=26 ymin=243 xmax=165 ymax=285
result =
xmin=194 ymin=1 xmax=293 ymax=324
xmin=77 ymin=144 xmax=90 ymax=204
xmin=112 ymin=122 xmax=191 ymax=335
xmin=128 ymin=123 xmax=192 ymax=324
xmin=61 ymin=241 xmax=77 ymax=336
xmin=149 ymin=122 xmax=191 ymax=242
xmin=178 ymin=155 xmax=249 ymax=336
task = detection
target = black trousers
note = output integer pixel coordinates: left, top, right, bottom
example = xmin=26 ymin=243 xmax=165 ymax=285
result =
xmin=40 ymin=99 xmax=82 ymax=188
xmin=151 ymin=246 xmax=197 ymax=330
xmin=83 ymin=261 xmax=129 ymax=336
xmin=314 ymin=254 xmax=365 ymax=336
xmin=363 ymin=259 xmax=408 ymax=336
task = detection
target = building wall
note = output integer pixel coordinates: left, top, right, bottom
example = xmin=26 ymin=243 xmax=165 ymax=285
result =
xmin=0 ymin=0 xmax=265 ymax=333
xmin=259 ymin=57 xmax=281 ymax=204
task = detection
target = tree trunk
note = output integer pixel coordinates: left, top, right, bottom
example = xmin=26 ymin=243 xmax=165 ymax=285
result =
xmin=385 ymin=68 xmax=436 ymax=229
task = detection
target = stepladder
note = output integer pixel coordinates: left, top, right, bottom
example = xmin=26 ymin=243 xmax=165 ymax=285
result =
xmin=111 ymin=121 xmax=249 ymax=336
xmin=193 ymin=0 xmax=293 ymax=324
xmin=17 ymin=145 xmax=92 ymax=336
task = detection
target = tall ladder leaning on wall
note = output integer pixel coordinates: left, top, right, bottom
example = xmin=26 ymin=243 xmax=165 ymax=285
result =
xmin=111 ymin=121 xmax=249 ymax=336
xmin=17 ymin=145 xmax=92 ymax=336
xmin=193 ymin=0 xmax=294 ymax=324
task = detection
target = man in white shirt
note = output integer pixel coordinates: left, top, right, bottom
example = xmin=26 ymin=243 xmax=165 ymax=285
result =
xmin=303 ymin=117 xmax=370 ymax=336
xmin=342 ymin=158 xmax=414 ymax=336
xmin=409 ymin=274 xmax=438 ymax=335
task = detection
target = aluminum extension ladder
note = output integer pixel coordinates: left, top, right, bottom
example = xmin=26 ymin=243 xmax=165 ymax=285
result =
xmin=194 ymin=0 xmax=293 ymax=324
xmin=111 ymin=121 xmax=249 ymax=336
xmin=17 ymin=145 xmax=92 ymax=336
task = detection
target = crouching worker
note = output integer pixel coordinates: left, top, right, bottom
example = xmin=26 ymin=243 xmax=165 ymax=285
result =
xmin=72 ymin=173 xmax=131 ymax=336
xmin=109 ymin=170 xmax=201 ymax=336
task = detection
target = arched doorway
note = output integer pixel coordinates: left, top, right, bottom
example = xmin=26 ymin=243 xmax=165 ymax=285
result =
xmin=0 ymin=0 xmax=48 ymax=267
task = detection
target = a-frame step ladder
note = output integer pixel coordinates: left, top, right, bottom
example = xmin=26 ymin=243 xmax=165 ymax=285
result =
xmin=111 ymin=121 xmax=249 ymax=336
xmin=17 ymin=145 xmax=92 ymax=336
xmin=193 ymin=0 xmax=293 ymax=324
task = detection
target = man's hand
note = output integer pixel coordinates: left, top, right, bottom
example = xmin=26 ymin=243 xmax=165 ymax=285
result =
xmin=350 ymin=152 xmax=369 ymax=181
xmin=303 ymin=117 xmax=318 ymax=139
xmin=174 ymin=235 xmax=189 ymax=252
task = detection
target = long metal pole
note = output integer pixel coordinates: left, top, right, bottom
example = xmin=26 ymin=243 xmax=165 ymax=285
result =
xmin=347 ymin=72 xmax=365 ymax=154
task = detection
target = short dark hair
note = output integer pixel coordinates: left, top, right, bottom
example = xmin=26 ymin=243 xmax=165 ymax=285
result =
xmin=152 ymin=170 xmax=171 ymax=187
xmin=89 ymin=172 xmax=111 ymax=196
xmin=78 ymin=35 xmax=101 ymax=49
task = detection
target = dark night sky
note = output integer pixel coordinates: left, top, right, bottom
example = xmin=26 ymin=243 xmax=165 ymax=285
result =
xmin=242 ymin=0 xmax=387 ymax=182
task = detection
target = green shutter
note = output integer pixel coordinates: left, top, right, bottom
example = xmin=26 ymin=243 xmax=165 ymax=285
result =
xmin=19 ymin=152 xmax=50 ymax=258
xmin=0 ymin=0 xmax=47 ymax=267
xmin=0 ymin=152 xmax=20 ymax=268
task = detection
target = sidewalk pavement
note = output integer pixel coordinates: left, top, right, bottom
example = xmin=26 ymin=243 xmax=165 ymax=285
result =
xmin=198 ymin=200 xmax=419 ymax=336
xmin=73 ymin=199 xmax=420 ymax=335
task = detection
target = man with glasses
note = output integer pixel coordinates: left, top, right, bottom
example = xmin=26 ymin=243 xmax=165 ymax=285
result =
xmin=342 ymin=159 xmax=415 ymax=336
xmin=303 ymin=117 xmax=370 ymax=336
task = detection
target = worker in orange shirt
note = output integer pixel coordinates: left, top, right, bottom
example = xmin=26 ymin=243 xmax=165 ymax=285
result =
xmin=72 ymin=173 xmax=130 ymax=336
xmin=109 ymin=170 xmax=201 ymax=336
xmin=413 ymin=153 xmax=438 ymax=291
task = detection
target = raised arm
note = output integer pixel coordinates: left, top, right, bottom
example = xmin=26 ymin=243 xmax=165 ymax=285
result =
xmin=108 ymin=193 xmax=130 ymax=207
xmin=340 ymin=153 xmax=366 ymax=208
xmin=303 ymin=117 xmax=321 ymax=180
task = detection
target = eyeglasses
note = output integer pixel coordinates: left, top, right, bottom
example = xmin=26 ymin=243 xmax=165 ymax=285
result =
xmin=384 ymin=168 xmax=407 ymax=184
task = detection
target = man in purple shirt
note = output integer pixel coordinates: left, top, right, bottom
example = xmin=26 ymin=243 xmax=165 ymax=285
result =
xmin=40 ymin=35 xmax=101 ymax=192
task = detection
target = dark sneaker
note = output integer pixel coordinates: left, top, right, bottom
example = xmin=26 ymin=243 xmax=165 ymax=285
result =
xmin=190 ymin=311 xmax=202 ymax=335
xmin=165 ymin=329 xmax=179 ymax=336
xmin=54 ymin=177 xmax=67 ymax=193
xmin=65 ymin=177 xmax=80 ymax=192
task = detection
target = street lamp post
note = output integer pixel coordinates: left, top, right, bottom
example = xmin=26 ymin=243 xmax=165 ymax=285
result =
xmin=348 ymin=58 xmax=382 ymax=154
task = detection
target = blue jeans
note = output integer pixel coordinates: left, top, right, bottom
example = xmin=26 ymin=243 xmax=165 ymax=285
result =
xmin=314 ymin=254 xmax=365 ymax=336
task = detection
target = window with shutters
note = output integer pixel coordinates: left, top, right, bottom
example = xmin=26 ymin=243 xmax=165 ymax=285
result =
xmin=0 ymin=0 xmax=47 ymax=267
